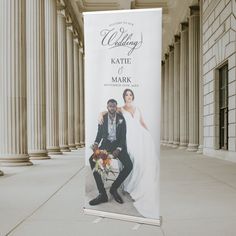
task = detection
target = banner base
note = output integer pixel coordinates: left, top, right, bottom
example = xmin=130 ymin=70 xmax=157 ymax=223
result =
xmin=83 ymin=208 xmax=161 ymax=226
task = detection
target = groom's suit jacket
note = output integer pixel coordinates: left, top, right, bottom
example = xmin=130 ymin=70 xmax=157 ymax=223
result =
xmin=95 ymin=113 xmax=127 ymax=152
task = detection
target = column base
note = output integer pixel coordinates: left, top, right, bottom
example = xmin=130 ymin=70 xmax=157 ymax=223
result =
xmin=162 ymin=140 xmax=168 ymax=146
xmin=48 ymin=152 xmax=62 ymax=155
xmin=29 ymin=150 xmax=50 ymax=160
xmin=167 ymin=141 xmax=173 ymax=147
xmin=47 ymin=147 xmax=62 ymax=155
xmin=172 ymin=146 xmax=179 ymax=148
xmin=75 ymin=143 xmax=81 ymax=148
xmin=178 ymin=143 xmax=188 ymax=149
xmin=69 ymin=144 xmax=77 ymax=150
xmin=187 ymin=143 xmax=198 ymax=152
xmin=30 ymin=156 xmax=51 ymax=160
xmin=0 ymin=154 xmax=33 ymax=167
xmin=0 ymin=170 xmax=4 ymax=176
xmin=79 ymin=142 xmax=85 ymax=147
xmin=172 ymin=142 xmax=180 ymax=148
xmin=197 ymin=145 xmax=203 ymax=154
xmin=62 ymin=149 xmax=71 ymax=152
xmin=60 ymin=145 xmax=71 ymax=152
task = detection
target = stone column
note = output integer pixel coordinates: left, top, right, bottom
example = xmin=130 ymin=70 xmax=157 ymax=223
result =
xmin=0 ymin=0 xmax=32 ymax=166
xmin=179 ymin=22 xmax=189 ymax=149
xmin=82 ymin=53 xmax=85 ymax=146
xmin=161 ymin=60 xmax=165 ymax=143
xmin=168 ymin=46 xmax=174 ymax=146
xmin=83 ymin=54 xmax=86 ymax=145
xmin=164 ymin=54 xmax=169 ymax=145
xmin=66 ymin=15 xmax=76 ymax=150
xmin=173 ymin=35 xmax=181 ymax=148
xmin=198 ymin=1 xmax=203 ymax=153
xmin=74 ymin=34 xmax=81 ymax=148
xmin=26 ymin=0 xmax=49 ymax=160
xmin=187 ymin=6 xmax=200 ymax=152
xmin=79 ymin=47 xmax=85 ymax=147
xmin=45 ymin=0 xmax=61 ymax=155
xmin=57 ymin=1 xmax=70 ymax=152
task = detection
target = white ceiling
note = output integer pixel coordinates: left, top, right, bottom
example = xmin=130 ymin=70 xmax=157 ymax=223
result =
xmin=69 ymin=0 xmax=199 ymax=58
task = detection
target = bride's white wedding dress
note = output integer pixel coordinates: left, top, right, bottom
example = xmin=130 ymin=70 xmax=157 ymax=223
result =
xmin=121 ymin=107 xmax=159 ymax=219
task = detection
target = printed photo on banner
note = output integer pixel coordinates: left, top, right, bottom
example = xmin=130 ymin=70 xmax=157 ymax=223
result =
xmin=84 ymin=9 xmax=162 ymax=222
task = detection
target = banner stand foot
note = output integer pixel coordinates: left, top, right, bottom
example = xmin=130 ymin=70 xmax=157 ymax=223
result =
xmin=83 ymin=208 xmax=161 ymax=226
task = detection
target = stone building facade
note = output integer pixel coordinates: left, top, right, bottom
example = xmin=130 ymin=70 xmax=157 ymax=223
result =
xmin=161 ymin=0 xmax=236 ymax=162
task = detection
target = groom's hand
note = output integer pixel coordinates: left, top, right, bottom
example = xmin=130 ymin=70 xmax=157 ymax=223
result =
xmin=92 ymin=143 xmax=98 ymax=152
xmin=112 ymin=149 xmax=120 ymax=159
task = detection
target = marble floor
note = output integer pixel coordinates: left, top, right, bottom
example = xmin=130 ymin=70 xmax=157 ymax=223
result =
xmin=0 ymin=146 xmax=236 ymax=236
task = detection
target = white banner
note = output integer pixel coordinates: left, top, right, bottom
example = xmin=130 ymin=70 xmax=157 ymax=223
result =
xmin=84 ymin=9 xmax=162 ymax=224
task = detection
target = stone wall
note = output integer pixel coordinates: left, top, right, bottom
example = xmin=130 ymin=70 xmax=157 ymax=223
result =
xmin=202 ymin=0 xmax=236 ymax=159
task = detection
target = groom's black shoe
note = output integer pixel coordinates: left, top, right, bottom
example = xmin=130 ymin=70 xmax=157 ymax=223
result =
xmin=89 ymin=193 xmax=108 ymax=206
xmin=110 ymin=188 xmax=123 ymax=204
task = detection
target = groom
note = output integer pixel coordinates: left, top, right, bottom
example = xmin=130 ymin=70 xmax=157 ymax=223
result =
xmin=89 ymin=99 xmax=133 ymax=205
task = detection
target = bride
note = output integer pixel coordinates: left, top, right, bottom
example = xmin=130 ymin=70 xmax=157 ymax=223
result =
xmin=100 ymin=88 xmax=159 ymax=219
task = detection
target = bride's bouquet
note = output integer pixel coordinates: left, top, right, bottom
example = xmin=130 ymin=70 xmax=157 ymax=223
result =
xmin=92 ymin=148 xmax=115 ymax=180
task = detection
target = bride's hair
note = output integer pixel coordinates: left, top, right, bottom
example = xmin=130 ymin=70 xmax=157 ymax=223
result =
xmin=123 ymin=89 xmax=135 ymax=102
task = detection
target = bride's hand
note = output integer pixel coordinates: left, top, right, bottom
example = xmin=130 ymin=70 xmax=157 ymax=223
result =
xmin=112 ymin=149 xmax=120 ymax=159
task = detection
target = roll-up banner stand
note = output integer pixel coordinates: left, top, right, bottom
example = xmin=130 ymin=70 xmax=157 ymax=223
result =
xmin=83 ymin=9 xmax=162 ymax=226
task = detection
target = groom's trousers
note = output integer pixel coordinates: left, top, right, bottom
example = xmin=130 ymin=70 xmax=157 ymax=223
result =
xmin=89 ymin=140 xmax=133 ymax=195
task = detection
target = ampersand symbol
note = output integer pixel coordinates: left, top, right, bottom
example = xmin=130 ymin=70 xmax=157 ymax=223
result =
xmin=118 ymin=66 xmax=124 ymax=75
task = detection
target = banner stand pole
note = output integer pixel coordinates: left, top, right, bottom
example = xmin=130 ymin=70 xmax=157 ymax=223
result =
xmin=83 ymin=208 xmax=161 ymax=226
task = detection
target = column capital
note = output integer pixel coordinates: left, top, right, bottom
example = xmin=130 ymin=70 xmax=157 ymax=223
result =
xmin=58 ymin=9 xmax=66 ymax=17
xmin=189 ymin=5 xmax=200 ymax=16
xmin=161 ymin=60 xmax=165 ymax=65
xmin=57 ymin=0 xmax=66 ymax=18
xmin=79 ymin=46 xmax=84 ymax=53
xmin=174 ymin=35 xmax=180 ymax=43
xmin=165 ymin=53 xmax=169 ymax=59
xmin=79 ymin=41 xmax=83 ymax=48
xmin=169 ymin=45 xmax=174 ymax=52
xmin=74 ymin=37 xmax=79 ymax=44
xmin=180 ymin=22 xmax=188 ymax=31
xmin=73 ymin=29 xmax=80 ymax=42
xmin=66 ymin=11 xmax=73 ymax=27
xmin=57 ymin=0 xmax=66 ymax=10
